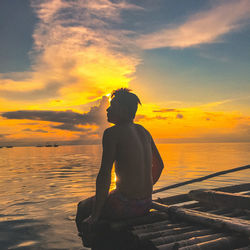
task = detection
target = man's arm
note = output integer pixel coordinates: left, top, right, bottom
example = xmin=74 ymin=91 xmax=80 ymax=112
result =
xmin=91 ymin=128 xmax=117 ymax=221
xmin=151 ymin=136 xmax=164 ymax=185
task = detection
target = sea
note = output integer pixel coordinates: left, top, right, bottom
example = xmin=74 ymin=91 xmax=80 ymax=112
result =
xmin=0 ymin=143 xmax=249 ymax=249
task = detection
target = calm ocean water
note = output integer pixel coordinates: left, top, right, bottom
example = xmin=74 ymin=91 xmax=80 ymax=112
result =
xmin=0 ymin=143 xmax=249 ymax=249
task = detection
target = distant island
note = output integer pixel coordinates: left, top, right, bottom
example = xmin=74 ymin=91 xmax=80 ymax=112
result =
xmin=36 ymin=144 xmax=59 ymax=147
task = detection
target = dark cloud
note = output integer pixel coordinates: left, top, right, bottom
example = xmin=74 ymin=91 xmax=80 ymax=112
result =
xmin=134 ymin=114 xmax=147 ymax=121
xmin=135 ymin=114 xmax=167 ymax=121
xmin=20 ymin=122 xmax=39 ymax=125
xmin=23 ymin=128 xmax=48 ymax=133
xmin=51 ymin=124 xmax=90 ymax=132
xmin=2 ymin=96 xmax=109 ymax=132
xmin=0 ymin=82 xmax=61 ymax=100
xmin=155 ymin=115 xmax=167 ymax=120
xmin=3 ymin=110 xmax=83 ymax=123
xmin=0 ymin=134 xmax=8 ymax=138
xmin=176 ymin=113 xmax=184 ymax=119
xmin=153 ymin=108 xmax=180 ymax=113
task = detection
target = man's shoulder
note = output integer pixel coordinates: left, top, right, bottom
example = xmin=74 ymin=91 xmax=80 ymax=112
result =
xmin=102 ymin=126 xmax=119 ymax=145
xmin=103 ymin=126 xmax=119 ymax=137
xmin=134 ymin=123 xmax=151 ymax=136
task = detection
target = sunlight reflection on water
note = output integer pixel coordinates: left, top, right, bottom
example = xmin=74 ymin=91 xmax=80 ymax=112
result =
xmin=0 ymin=143 xmax=249 ymax=249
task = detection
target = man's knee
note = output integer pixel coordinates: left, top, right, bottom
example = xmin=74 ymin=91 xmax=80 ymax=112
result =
xmin=77 ymin=197 xmax=93 ymax=210
xmin=77 ymin=200 xmax=85 ymax=209
xmin=76 ymin=197 xmax=93 ymax=219
xmin=75 ymin=197 xmax=93 ymax=231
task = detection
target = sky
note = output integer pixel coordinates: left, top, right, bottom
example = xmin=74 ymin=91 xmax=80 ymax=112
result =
xmin=0 ymin=0 xmax=250 ymax=146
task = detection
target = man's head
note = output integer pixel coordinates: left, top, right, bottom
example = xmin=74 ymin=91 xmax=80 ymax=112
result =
xmin=106 ymin=88 xmax=141 ymax=124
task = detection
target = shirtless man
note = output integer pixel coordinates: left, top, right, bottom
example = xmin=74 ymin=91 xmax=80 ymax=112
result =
xmin=75 ymin=88 xmax=164 ymax=234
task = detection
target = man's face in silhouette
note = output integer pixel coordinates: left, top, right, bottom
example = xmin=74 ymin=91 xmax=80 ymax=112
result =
xmin=106 ymin=97 xmax=128 ymax=124
xmin=106 ymin=98 xmax=120 ymax=124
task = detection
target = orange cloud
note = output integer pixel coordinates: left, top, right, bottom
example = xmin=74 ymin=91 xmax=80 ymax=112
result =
xmin=136 ymin=103 xmax=250 ymax=143
xmin=0 ymin=0 xmax=142 ymax=109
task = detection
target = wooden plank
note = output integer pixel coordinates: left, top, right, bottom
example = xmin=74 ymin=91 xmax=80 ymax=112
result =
xmin=151 ymin=229 xmax=214 ymax=246
xmin=178 ymin=236 xmax=250 ymax=250
xmin=234 ymin=247 xmax=250 ymax=250
xmin=157 ymin=233 xmax=224 ymax=250
xmin=155 ymin=194 xmax=191 ymax=205
xmin=152 ymin=202 xmax=250 ymax=237
xmin=136 ymin=225 xmax=196 ymax=241
xmin=154 ymin=183 xmax=250 ymax=206
xmin=189 ymin=189 xmax=250 ymax=210
xmin=214 ymin=183 xmax=250 ymax=193
xmin=132 ymin=219 xmax=174 ymax=231
xmin=132 ymin=222 xmax=187 ymax=234
xmin=109 ymin=211 xmax=168 ymax=230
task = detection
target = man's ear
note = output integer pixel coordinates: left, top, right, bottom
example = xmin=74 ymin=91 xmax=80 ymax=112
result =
xmin=121 ymin=106 xmax=130 ymax=119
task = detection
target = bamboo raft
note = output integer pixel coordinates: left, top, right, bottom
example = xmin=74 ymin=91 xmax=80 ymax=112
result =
xmin=80 ymin=165 xmax=250 ymax=250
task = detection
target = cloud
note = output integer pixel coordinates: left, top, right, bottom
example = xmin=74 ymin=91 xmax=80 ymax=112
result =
xmin=30 ymin=0 xmax=142 ymax=94
xmin=134 ymin=114 xmax=147 ymax=121
xmin=137 ymin=0 xmax=250 ymax=49
xmin=0 ymin=134 xmax=8 ymax=138
xmin=20 ymin=122 xmax=39 ymax=125
xmin=32 ymin=0 xmax=143 ymax=24
xmin=135 ymin=114 xmax=167 ymax=121
xmin=153 ymin=108 xmax=181 ymax=113
xmin=0 ymin=82 xmax=61 ymax=100
xmin=155 ymin=116 xmax=168 ymax=120
xmin=176 ymin=113 xmax=184 ymax=119
xmin=23 ymin=128 xmax=48 ymax=133
xmin=2 ymin=96 xmax=109 ymax=132
xmin=0 ymin=0 xmax=142 ymax=103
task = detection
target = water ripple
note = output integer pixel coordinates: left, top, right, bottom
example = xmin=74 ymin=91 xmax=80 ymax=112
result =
xmin=0 ymin=143 xmax=249 ymax=249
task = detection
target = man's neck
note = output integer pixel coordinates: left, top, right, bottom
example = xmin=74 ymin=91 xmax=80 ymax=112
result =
xmin=115 ymin=120 xmax=133 ymax=126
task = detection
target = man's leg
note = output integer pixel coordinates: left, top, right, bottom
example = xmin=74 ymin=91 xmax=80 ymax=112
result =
xmin=75 ymin=197 xmax=94 ymax=233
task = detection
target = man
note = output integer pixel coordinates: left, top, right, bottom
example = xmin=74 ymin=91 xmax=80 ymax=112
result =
xmin=76 ymin=88 xmax=164 ymax=234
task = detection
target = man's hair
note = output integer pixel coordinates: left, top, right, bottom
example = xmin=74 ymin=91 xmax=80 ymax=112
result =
xmin=111 ymin=88 xmax=141 ymax=119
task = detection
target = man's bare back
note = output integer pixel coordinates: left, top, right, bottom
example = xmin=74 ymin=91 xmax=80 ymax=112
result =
xmin=76 ymin=88 xmax=164 ymax=235
xmin=110 ymin=123 xmax=153 ymax=199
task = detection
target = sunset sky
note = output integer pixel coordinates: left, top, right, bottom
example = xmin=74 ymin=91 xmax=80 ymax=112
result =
xmin=0 ymin=0 xmax=250 ymax=146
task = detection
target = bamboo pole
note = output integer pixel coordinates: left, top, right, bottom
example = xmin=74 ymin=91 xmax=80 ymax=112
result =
xmin=136 ymin=225 xmax=196 ymax=241
xmin=238 ymin=216 xmax=250 ymax=220
xmin=151 ymin=229 xmax=214 ymax=246
xmin=109 ymin=211 xmax=168 ymax=230
xmin=154 ymin=183 xmax=250 ymax=208
xmin=157 ymin=233 xmax=224 ymax=250
xmin=152 ymin=202 xmax=250 ymax=237
xmin=215 ymin=183 xmax=250 ymax=193
xmin=183 ymin=203 xmax=200 ymax=209
xmin=132 ymin=219 xmax=181 ymax=231
xmin=234 ymin=247 xmax=250 ymax=250
xmin=229 ymin=208 xmax=250 ymax=217
xmin=178 ymin=236 xmax=250 ymax=250
xmin=153 ymin=165 xmax=250 ymax=194
xmin=155 ymin=193 xmax=191 ymax=205
xmin=132 ymin=222 xmax=186 ymax=234
xmin=132 ymin=219 xmax=174 ymax=231
xmin=189 ymin=189 xmax=250 ymax=210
